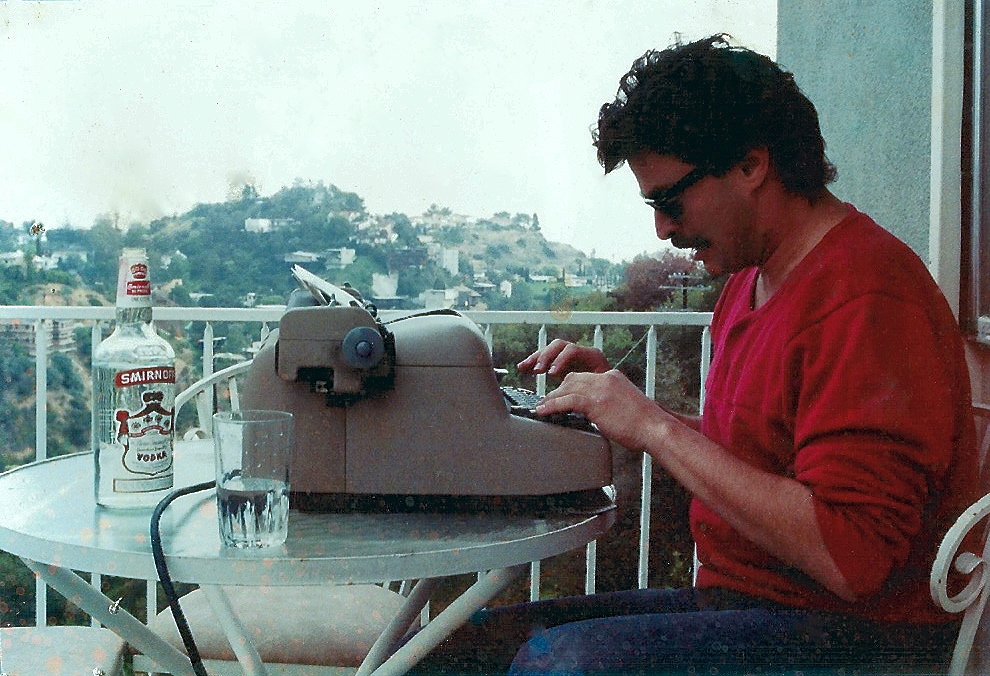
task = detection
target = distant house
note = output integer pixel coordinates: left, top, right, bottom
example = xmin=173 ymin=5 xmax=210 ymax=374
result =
xmin=419 ymin=286 xmax=479 ymax=310
xmin=470 ymin=259 xmax=488 ymax=281
xmin=245 ymin=218 xmax=273 ymax=233
xmin=32 ymin=255 xmax=60 ymax=271
xmin=0 ymin=251 xmax=23 ymax=268
xmin=323 ymin=248 xmax=356 ymax=269
xmin=245 ymin=218 xmax=296 ymax=233
xmin=284 ymin=251 xmax=321 ymax=264
xmin=438 ymin=247 xmax=459 ymax=276
xmin=0 ymin=319 xmax=76 ymax=355
xmin=337 ymin=210 xmax=364 ymax=223
xmin=564 ymin=272 xmax=588 ymax=288
xmin=412 ymin=211 xmax=471 ymax=227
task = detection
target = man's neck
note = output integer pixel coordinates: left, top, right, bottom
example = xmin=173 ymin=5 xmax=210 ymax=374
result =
xmin=753 ymin=191 xmax=848 ymax=309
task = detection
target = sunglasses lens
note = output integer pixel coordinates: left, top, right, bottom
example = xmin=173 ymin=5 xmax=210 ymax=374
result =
xmin=645 ymin=168 xmax=702 ymax=221
xmin=650 ymin=199 xmax=682 ymax=221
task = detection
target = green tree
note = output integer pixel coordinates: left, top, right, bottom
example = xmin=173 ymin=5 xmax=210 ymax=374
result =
xmin=610 ymin=252 xmax=695 ymax=311
xmin=122 ymin=223 xmax=150 ymax=248
xmin=84 ymin=218 xmax=125 ymax=290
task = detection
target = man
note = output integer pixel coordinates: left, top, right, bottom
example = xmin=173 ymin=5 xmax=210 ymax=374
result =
xmin=418 ymin=34 xmax=979 ymax=674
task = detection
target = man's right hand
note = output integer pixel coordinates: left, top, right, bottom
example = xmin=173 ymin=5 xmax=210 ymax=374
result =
xmin=516 ymin=339 xmax=611 ymax=377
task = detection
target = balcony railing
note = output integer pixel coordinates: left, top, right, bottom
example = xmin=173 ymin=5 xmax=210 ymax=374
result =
xmin=0 ymin=304 xmax=712 ymax=632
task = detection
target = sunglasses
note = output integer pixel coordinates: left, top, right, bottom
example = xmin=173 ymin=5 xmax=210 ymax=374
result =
xmin=643 ymin=167 xmax=707 ymax=221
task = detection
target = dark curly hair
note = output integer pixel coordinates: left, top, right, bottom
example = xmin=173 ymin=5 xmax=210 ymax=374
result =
xmin=594 ymin=34 xmax=836 ymax=201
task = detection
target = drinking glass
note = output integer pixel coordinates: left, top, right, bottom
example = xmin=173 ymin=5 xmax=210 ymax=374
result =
xmin=213 ymin=410 xmax=293 ymax=548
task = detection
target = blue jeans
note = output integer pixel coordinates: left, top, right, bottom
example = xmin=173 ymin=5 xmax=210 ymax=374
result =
xmin=411 ymin=587 xmax=957 ymax=675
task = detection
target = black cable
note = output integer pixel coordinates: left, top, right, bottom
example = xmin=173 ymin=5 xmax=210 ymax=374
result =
xmin=151 ymin=480 xmax=216 ymax=676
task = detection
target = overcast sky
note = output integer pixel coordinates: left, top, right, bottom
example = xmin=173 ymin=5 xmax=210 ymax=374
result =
xmin=0 ymin=0 xmax=776 ymax=261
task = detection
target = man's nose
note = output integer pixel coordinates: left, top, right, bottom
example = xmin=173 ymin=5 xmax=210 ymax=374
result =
xmin=654 ymin=211 xmax=677 ymax=240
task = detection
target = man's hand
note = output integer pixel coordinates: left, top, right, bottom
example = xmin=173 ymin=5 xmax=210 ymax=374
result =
xmin=535 ymin=369 xmax=674 ymax=453
xmin=516 ymin=339 xmax=611 ymax=377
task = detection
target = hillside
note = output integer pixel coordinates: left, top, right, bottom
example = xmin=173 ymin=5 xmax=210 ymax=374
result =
xmin=452 ymin=222 xmax=591 ymax=272
xmin=27 ymin=182 xmax=624 ymax=310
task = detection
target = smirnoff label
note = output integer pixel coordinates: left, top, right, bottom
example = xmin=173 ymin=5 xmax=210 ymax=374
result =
xmin=105 ymin=365 xmax=175 ymax=486
xmin=115 ymin=366 xmax=176 ymax=387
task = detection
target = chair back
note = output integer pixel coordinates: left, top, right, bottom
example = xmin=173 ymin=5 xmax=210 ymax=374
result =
xmin=930 ymin=403 xmax=990 ymax=674
xmin=174 ymin=360 xmax=252 ymax=440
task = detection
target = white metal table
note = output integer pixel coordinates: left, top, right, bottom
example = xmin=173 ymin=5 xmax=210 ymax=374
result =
xmin=0 ymin=440 xmax=615 ymax=675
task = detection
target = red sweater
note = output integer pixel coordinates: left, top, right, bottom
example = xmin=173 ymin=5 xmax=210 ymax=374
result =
xmin=695 ymin=206 xmax=978 ymax=624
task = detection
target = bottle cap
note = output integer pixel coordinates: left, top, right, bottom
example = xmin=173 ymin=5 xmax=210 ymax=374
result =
xmin=117 ymin=248 xmax=152 ymax=308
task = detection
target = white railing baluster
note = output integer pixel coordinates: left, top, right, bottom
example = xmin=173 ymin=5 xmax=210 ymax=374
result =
xmin=33 ymin=320 xmax=48 ymax=626
xmin=585 ymin=325 xmax=606 ymax=595
xmin=700 ymin=326 xmax=712 ymax=413
xmin=531 ymin=324 xmax=551 ymax=599
xmin=91 ymin=320 xmax=106 ymax=628
xmin=483 ymin=324 xmax=493 ymax=351
xmin=692 ymin=326 xmax=713 ymax=584
xmin=535 ymin=325 xmax=548 ymax=397
xmin=644 ymin=326 xmax=658 ymax=400
xmin=202 ymin=322 xmax=215 ymax=378
xmin=529 ymin=560 xmax=541 ymax=602
xmin=638 ymin=327 xmax=658 ymax=589
xmin=196 ymin=323 xmax=217 ymax=431
xmin=34 ymin=319 xmax=48 ymax=463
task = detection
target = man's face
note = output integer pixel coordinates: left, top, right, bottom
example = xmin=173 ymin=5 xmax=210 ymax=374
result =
xmin=628 ymin=151 xmax=760 ymax=277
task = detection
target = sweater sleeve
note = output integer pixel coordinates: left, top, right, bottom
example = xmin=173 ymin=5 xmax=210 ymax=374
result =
xmin=788 ymin=294 xmax=956 ymax=599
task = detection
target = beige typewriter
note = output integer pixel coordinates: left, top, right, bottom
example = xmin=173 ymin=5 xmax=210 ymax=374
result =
xmin=239 ymin=266 xmax=614 ymax=513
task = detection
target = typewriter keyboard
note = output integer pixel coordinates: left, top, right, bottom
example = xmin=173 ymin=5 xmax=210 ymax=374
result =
xmin=501 ymin=387 xmax=598 ymax=433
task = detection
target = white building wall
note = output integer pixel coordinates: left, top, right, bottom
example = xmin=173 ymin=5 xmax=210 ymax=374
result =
xmin=777 ymin=1 xmax=964 ymax=312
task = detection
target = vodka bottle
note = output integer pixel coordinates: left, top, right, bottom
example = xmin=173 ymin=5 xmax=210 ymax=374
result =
xmin=93 ymin=248 xmax=176 ymax=508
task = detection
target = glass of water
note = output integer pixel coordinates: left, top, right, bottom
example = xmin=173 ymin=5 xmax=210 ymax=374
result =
xmin=213 ymin=410 xmax=293 ymax=548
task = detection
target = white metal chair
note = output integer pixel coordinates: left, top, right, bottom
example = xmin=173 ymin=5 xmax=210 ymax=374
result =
xmin=173 ymin=360 xmax=253 ymax=440
xmin=0 ymin=624 xmax=126 ymax=676
xmin=930 ymin=403 xmax=990 ymax=674
xmin=132 ymin=359 xmax=409 ymax=675
xmin=141 ymin=584 xmax=407 ymax=674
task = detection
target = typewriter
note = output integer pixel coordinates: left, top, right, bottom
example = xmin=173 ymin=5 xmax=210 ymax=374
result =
xmin=239 ymin=267 xmax=614 ymax=514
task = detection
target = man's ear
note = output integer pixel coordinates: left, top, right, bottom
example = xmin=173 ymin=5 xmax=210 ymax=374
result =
xmin=738 ymin=147 xmax=770 ymax=186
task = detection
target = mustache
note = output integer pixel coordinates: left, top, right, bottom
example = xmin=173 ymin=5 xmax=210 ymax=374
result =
xmin=669 ymin=235 xmax=711 ymax=250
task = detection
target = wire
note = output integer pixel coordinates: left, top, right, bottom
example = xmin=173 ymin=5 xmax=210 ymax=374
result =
xmin=612 ymin=331 xmax=650 ymax=369
xmin=151 ymin=480 xmax=216 ymax=676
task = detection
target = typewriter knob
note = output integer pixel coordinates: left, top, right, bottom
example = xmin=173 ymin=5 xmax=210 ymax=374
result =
xmin=342 ymin=326 xmax=386 ymax=369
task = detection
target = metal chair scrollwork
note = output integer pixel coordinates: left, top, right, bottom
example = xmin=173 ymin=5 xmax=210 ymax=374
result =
xmin=930 ymin=403 xmax=990 ymax=675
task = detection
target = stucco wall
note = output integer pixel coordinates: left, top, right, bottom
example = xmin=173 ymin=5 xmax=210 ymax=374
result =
xmin=776 ymin=1 xmax=933 ymax=260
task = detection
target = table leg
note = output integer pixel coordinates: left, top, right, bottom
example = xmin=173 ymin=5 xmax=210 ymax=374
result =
xmin=201 ymin=585 xmax=269 ymax=676
xmin=363 ymin=563 xmax=528 ymax=676
xmin=21 ymin=557 xmax=196 ymax=676
xmin=357 ymin=578 xmax=440 ymax=676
